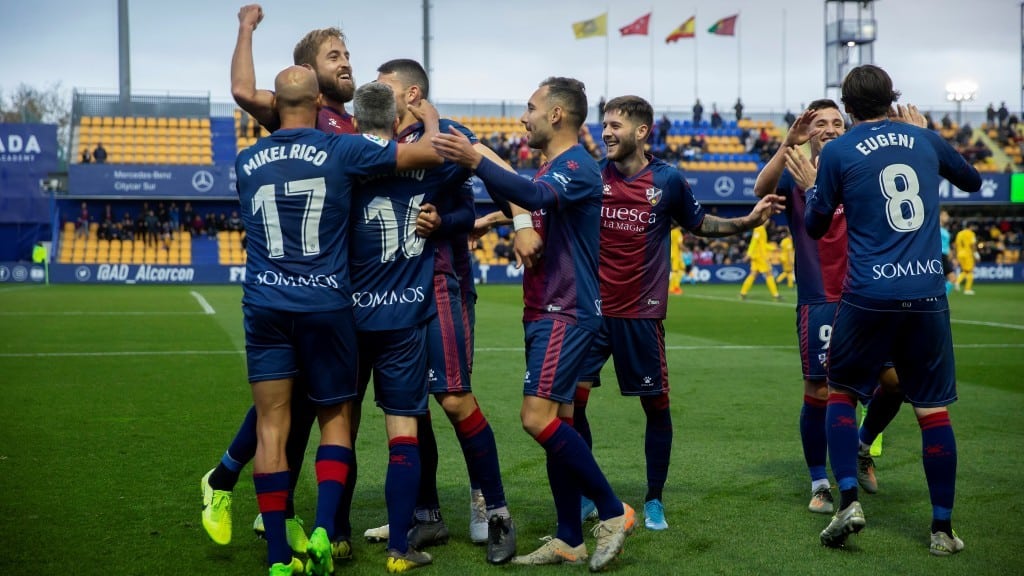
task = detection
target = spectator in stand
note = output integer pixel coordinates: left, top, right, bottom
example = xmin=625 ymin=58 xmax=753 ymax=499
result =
xmin=182 ymin=202 xmax=195 ymax=233
xmin=80 ymin=147 xmax=92 ymax=163
xmin=941 ymin=113 xmax=953 ymax=130
xmin=169 ymin=202 xmax=180 ymax=233
xmin=784 ymin=110 xmax=797 ymax=127
xmin=135 ymin=211 xmax=147 ymax=241
xmin=98 ymin=215 xmax=112 ymax=241
xmin=710 ymin=105 xmax=723 ymax=129
xmin=657 ymin=114 xmax=671 ymax=146
xmin=494 ymin=237 xmax=513 ymax=262
xmin=217 ymin=213 xmax=229 ymax=233
xmin=986 ymin=103 xmax=997 ymax=128
xmin=734 ymin=98 xmax=744 ymax=122
xmin=227 ymin=210 xmax=243 ymax=231
xmin=121 ymin=213 xmax=135 ymax=241
xmin=925 ymin=112 xmax=937 ymax=131
xmin=693 ymin=99 xmax=704 ymax=125
xmin=145 ymin=209 xmax=159 ymax=247
xmin=998 ymin=102 xmax=1009 ymax=129
xmin=76 ymin=202 xmax=90 ymax=239
xmin=191 ymin=212 xmax=205 ymax=237
xmin=598 ymin=96 xmax=606 ymax=121
xmin=93 ymin=142 xmax=107 ymax=164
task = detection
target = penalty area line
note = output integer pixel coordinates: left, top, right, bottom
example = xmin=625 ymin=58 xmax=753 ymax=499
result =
xmin=190 ymin=290 xmax=216 ymax=315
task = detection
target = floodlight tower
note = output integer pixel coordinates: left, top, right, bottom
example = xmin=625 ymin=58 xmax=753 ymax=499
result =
xmin=824 ymin=0 xmax=878 ymax=102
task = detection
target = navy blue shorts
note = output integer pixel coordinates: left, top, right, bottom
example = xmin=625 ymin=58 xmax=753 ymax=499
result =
xmin=827 ymin=294 xmax=956 ymax=408
xmin=427 ymin=274 xmax=471 ymax=394
xmin=797 ymin=302 xmax=838 ymax=381
xmin=523 ymin=319 xmax=596 ymax=404
xmin=243 ymin=305 xmax=359 ymax=406
xmin=357 ymin=323 xmax=430 ymax=416
xmin=578 ymin=317 xmax=669 ymax=396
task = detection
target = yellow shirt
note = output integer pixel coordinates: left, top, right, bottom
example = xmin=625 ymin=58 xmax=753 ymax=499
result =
xmin=779 ymin=236 xmax=794 ymax=270
xmin=955 ymin=229 xmax=977 ymax=261
xmin=747 ymin=225 xmax=769 ymax=264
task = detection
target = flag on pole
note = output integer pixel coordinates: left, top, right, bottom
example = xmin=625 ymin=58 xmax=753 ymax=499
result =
xmin=665 ymin=16 xmax=696 ymax=43
xmin=573 ymin=13 xmax=608 ymax=39
xmin=619 ymin=13 xmax=651 ymax=36
xmin=708 ymin=14 xmax=738 ymax=36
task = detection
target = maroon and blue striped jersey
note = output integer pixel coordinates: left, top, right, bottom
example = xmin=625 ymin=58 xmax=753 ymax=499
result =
xmin=777 ymin=170 xmax=848 ymax=304
xmin=598 ymin=156 xmax=705 ymax=318
xmin=317 ymin=105 xmax=355 ymax=135
xmin=475 ymin=144 xmax=602 ymax=329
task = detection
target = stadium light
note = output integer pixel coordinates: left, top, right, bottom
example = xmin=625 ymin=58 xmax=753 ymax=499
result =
xmin=945 ymin=80 xmax=978 ymax=126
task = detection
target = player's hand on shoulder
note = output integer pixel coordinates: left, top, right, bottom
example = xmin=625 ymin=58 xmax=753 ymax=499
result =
xmin=238 ymin=4 xmax=264 ymax=29
xmin=432 ymin=126 xmax=479 ymax=168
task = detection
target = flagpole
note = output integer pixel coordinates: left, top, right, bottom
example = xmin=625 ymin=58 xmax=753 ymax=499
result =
xmin=694 ymin=7 xmax=699 ymax=103
xmin=782 ymin=9 xmax=787 ymax=110
xmin=605 ymin=6 xmax=610 ymax=102
xmin=649 ymin=7 xmax=655 ymax=106
xmin=736 ymin=11 xmax=742 ymax=103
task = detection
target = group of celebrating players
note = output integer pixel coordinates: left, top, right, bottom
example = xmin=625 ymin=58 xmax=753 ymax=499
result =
xmin=197 ymin=5 xmax=982 ymax=574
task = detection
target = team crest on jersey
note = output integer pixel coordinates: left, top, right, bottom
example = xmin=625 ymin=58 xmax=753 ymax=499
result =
xmin=566 ymin=160 xmax=579 ymax=171
xmin=602 ymin=184 xmax=612 ymax=196
xmin=328 ymin=118 xmax=339 ymax=128
xmin=646 ymin=187 xmax=663 ymax=206
xmin=362 ymin=134 xmax=389 ymax=147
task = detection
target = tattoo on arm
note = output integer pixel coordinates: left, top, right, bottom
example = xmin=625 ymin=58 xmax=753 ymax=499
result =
xmin=698 ymin=215 xmax=745 ymax=238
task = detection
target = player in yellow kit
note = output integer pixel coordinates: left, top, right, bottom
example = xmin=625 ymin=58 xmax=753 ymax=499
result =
xmin=954 ymin=223 xmax=979 ymax=295
xmin=669 ymin=225 xmax=684 ymax=295
xmin=740 ymin=224 xmax=781 ymax=300
xmin=775 ymin=229 xmax=795 ymax=288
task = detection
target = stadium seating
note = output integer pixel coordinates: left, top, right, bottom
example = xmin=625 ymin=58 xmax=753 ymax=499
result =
xmin=57 ymin=222 xmax=192 ymax=265
xmin=76 ymin=116 xmax=213 ymax=165
xmin=217 ymin=230 xmax=247 ymax=266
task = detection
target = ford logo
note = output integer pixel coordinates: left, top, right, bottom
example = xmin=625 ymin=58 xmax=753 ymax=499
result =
xmin=715 ymin=267 xmax=747 ymax=282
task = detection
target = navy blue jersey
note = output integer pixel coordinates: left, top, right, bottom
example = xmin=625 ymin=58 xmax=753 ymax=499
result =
xmin=350 ymin=146 xmax=467 ymax=330
xmin=807 ymin=120 xmax=981 ymax=300
xmin=397 ymin=120 xmax=477 ymax=277
xmin=475 ymin=144 xmax=602 ymax=330
xmin=598 ymin=155 xmax=705 ymax=318
xmin=236 ymin=128 xmax=396 ymax=312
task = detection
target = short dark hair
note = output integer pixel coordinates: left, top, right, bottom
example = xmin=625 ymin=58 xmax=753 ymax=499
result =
xmin=603 ymin=96 xmax=654 ymax=131
xmin=539 ymin=77 xmax=588 ymax=129
xmin=377 ymin=59 xmax=430 ymax=99
xmin=293 ymin=28 xmax=345 ymax=67
xmin=353 ymin=83 xmax=396 ymax=135
xmin=806 ymin=98 xmax=839 ymax=112
xmin=840 ymin=65 xmax=901 ymax=121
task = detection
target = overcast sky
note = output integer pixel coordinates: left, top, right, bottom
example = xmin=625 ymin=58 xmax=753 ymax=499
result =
xmin=1 ymin=0 xmax=1020 ymax=116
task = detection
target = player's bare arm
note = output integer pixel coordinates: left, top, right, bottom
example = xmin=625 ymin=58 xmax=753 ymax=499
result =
xmin=396 ymin=100 xmax=444 ymax=169
xmin=231 ymin=4 xmax=278 ymax=130
xmin=696 ymin=194 xmax=786 ymax=237
xmin=752 ymin=109 xmax=818 ymax=197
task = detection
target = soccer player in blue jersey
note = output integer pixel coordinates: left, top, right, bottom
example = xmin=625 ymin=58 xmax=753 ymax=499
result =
xmin=805 ymin=65 xmax=981 ymax=554
xmin=754 ymin=98 xmax=904 ymax=514
xmin=573 ymin=95 xmax=785 ymax=532
xmin=356 ymin=58 xmax=518 ymax=565
xmin=235 ymin=66 xmax=442 ymax=576
xmin=433 ymin=77 xmax=636 ymax=571
xmin=200 ymin=6 xmax=360 ymax=553
xmin=345 ymin=80 xmax=446 ymax=572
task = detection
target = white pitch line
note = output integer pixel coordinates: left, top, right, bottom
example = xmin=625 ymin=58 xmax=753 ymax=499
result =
xmin=682 ymin=292 xmax=1024 ymax=330
xmin=190 ymin=290 xmax=216 ymax=315
xmin=0 ymin=311 xmax=207 ymax=316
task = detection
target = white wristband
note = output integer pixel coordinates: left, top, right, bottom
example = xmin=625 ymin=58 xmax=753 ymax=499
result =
xmin=513 ymin=214 xmax=533 ymax=231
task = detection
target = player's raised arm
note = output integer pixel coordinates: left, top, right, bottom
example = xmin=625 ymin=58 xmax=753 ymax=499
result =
xmin=231 ymin=4 xmax=279 ymax=131
xmin=753 ymin=110 xmax=818 ymax=197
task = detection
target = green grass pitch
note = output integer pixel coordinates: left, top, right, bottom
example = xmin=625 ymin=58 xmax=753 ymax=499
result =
xmin=0 ymin=282 xmax=1021 ymax=575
